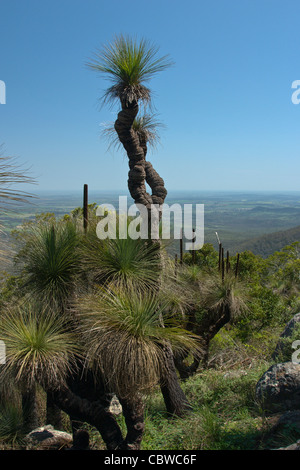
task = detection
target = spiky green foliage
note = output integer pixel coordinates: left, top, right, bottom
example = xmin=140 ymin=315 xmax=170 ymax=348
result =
xmin=132 ymin=113 xmax=164 ymax=145
xmin=87 ymin=34 xmax=173 ymax=106
xmin=0 ymin=403 xmax=24 ymax=445
xmin=17 ymin=220 xmax=80 ymax=310
xmin=80 ymin=229 xmax=162 ymax=291
xmin=179 ymin=263 xmax=204 ymax=285
xmin=0 ymin=148 xmax=36 ymax=265
xmin=0 ymin=148 xmax=35 ymax=210
xmin=0 ymin=301 xmax=80 ymax=389
xmin=199 ymin=272 xmax=249 ymax=323
xmin=77 ymin=286 xmax=201 ymax=398
xmin=157 ymin=261 xmax=199 ymax=326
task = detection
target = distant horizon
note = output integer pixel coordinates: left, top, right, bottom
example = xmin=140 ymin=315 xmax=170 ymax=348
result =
xmin=4 ymin=187 xmax=300 ymax=260
xmin=28 ymin=188 xmax=300 ymax=195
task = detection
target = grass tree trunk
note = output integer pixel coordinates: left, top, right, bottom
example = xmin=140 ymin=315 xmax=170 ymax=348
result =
xmin=114 ymin=100 xmax=153 ymax=208
xmin=114 ymin=99 xmax=191 ymax=417
xmin=46 ymin=391 xmax=63 ymax=430
xmin=160 ymin=344 xmax=192 ymax=416
xmin=50 ymin=386 xmax=144 ymax=450
xmin=49 ymin=386 xmax=124 ymax=450
xmin=21 ymin=384 xmax=39 ymax=434
xmin=174 ymin=304 xmax=232 ymax=378
xmin=118 ymin=395 xmax=145 ymax=450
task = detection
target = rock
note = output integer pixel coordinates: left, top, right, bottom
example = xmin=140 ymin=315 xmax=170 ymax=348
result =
xmin=109 ymin=395 xmax=122 ymax=415
xmin=272 ymin=313 xmax=300 ymax=361
xmin=256 ymin=362 xmax=300 ymax=413
xmin=277 ymin=440 xmax=300 ymax=450
xmin=25 ymin=425 xmax=73 ymax=450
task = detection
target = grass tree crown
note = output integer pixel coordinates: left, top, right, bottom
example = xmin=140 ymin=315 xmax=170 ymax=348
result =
xmin=87 ymin=34 xmax=173 ymax=107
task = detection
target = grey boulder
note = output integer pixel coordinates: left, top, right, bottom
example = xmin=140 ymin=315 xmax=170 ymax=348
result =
xmin=256 ymin=362 xmax=300 ymax=413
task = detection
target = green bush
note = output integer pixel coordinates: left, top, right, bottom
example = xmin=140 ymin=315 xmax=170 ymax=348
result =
xmin=273 ymin=322 xmax=300 ymax=363
xmin=0 ymin=403 xmax=24 ymax=446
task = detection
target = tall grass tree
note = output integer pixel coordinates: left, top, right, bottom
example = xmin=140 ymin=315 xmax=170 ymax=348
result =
xmin=76 ymin=284 xmax=201 ymax=447
xmin=0 ymin=301 xmax=81 ymax=433
xmin=87 ymin=35 xmax=193 ymax=416
xmin=87 ymin=34 xmax=171 ymax=213
xmin=13 ymin=218 xmax=82 ymax=429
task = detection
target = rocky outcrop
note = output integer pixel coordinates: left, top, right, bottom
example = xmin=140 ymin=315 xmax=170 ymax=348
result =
xmin=25 ymin=425 xmax=73 ymax=450
xmin=256 ymin=313 xmax=300 ymax=414
xmin=255 ymin=362 xmax=300 ymax=413
xmin=277 ymin=440 xmax=300 ymax=450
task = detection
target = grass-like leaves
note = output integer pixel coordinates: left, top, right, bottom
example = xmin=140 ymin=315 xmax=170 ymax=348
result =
xmin=18 ymin=220 xmax=80 ymax=311
xmin=81 ymin=229 xmax=162 ymax=291
xmin=77 ymin=286 xmax=201 ymax=398
xmin=0 ymin=301 xmax=80 ymax=389
xmin=87 ymin=34 xmax=173 ymax=106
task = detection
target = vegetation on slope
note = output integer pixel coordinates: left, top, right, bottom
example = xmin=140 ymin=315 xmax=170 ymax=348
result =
xmin=234 ymin=225 xmax=300 ymax=258
xmin=0 ymin=203 xmax=299 ymax=450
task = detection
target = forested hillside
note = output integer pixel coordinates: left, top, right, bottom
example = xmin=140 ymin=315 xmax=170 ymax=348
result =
xmin=234 ymin=225 xmax=300 ymax=258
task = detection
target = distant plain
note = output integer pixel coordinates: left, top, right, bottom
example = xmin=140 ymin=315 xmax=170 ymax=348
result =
xmin=2 ymin=190 xmax=300 ymax=258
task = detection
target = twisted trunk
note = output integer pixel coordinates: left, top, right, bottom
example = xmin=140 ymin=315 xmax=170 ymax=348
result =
xmin=114 ymin=101 xmax=167 ymax=209
xmin=114 ymin=100 xmax=190 ymax=417
xmin=49 ymin=385 xmax=124 ymax=450
xmin=49 ymin=383 xmax=146 ymax=450
xmin=114 ymin=102 xmax=152 ymax=207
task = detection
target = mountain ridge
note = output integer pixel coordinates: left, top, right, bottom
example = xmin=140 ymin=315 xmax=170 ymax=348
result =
xmin=233 ymin=225 xmax=300 ymax=257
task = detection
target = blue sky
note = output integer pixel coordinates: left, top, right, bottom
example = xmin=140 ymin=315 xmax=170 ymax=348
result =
xmin=1 ymin=0 xmax=300 ymax=193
